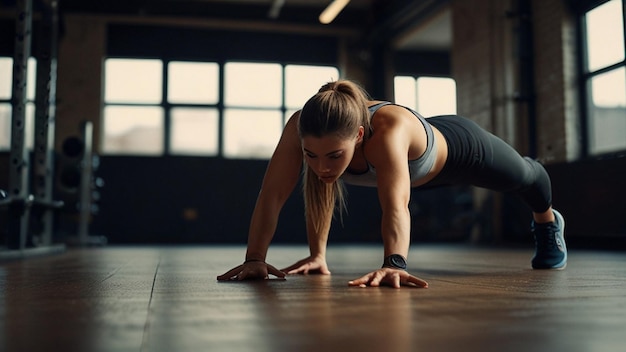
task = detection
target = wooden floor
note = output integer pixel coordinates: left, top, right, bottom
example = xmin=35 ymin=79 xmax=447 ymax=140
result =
xmin=1 ymin=244 xmax=625 ymax=352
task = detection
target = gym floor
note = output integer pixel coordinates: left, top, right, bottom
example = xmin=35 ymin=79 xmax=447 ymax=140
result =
xmin=1 ymin=244 xmax=625 ymax=352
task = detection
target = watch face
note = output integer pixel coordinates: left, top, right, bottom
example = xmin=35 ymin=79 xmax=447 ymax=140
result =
xmin=387 ymin=254 xmax=406 ymax=269
xmin=391 ymin=256 xmax=405 ymax=267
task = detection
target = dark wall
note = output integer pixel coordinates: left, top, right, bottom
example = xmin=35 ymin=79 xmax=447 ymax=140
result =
xmin=394 ymin=50 xmax=451 ymax=77
xmin=69 ymin=152 xmax=626 ymax=247
xmin=545 ymin=155 xmax=626 ymax=247
xmin=84 ymin=156 xmax=474 ymax=245
xmin=83 ymin=156 xmax=381 ymax=244
xmin=90 ymin=157 xmax=272 ymax=244
xmin=106 ymin=24 xmax=339 ymax=65
xmin=3 ymin=152 xmax=626 ymax=248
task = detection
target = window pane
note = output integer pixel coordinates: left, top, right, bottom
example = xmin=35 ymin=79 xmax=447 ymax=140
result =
xmin=0 ymin=103 xmax=35 ymax=151
xmin=224 ymin=63 xmax=282 ymax=107
xmin=0 ymin=57 xmax=12 ymax=99
xmin=588 ymin=67 xmax=626 ymax=155
xmin=417 ymin=77 xmax=457 ymax=116
xmin=394 ymin=76 xmax=417 ymax=110
xmin=25 ymin=102 xmax=34 ymax=150
xmin=168 ymin=62 xmax=219 ymax=104
xmin=0 ymin=57 xmax=37 ymax=101
xmin=27 ymin=58 xmax=36 ymax=101
xmin=0 ymin=104 xmax=10 ymax=149
xmin=585 ymin=0 xmax=625 ymax=72
xmin=103 ymin=106 xmax=164 ymax=155
xmin=170 ymin=107 xmax=219 ymax=155
xmin=223 ymin=109 xmax=282 ymax=159
xmin=104 ymin=59 xmax=162 ymax=104
xmin=285 ymin=65 xmax=339 ymax=109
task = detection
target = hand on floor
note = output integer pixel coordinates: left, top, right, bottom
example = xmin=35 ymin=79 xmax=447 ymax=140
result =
xmin=217 ymin=261 xmax=286 ymax=281
xmin=348 ymin=268 xmax=428 ymax=289
xmin=281 ymin=255 xmax=331 ymax=275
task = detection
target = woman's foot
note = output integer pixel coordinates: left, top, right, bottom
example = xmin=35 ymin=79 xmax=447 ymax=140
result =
xmin=531 ymin=209 xmax=567 ymax=269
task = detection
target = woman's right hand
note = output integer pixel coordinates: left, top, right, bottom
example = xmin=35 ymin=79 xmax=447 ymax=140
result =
xmin=217 ymin=261 xmax=286 ymax=281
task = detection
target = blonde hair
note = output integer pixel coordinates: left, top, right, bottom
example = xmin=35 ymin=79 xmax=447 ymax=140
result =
xmin=298 ymin=80 xmax=371 ymax=233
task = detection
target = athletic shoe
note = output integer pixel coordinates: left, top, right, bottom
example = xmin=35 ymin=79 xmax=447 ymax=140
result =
xmin=531 ymin=209 xmax=567 ymax=269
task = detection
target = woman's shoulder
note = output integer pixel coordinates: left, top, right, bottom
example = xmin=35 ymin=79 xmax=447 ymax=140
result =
xmin=279 ymin=110 xmax=302 ymax=145
xmin=369 ymin=103 xmax=415 ymax=129
xmin=284 ymin=110 xmax=301 ymax=128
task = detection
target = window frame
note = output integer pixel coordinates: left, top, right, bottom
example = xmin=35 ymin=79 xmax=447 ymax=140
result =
xmin=0 ymin=57 xmax=38 ymax=151
xmin=576 ymin=0 xmax=626 ymax=157
xmin=101 ymin=57 xmax=339 ymax=158
xmin=393 ymin=74 xmax=458 ymax=117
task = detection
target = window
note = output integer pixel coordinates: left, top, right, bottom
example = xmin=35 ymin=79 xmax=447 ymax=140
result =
xmin=103 ymin=59 xmax=164 ymax=155
xmin=582 ymin=0 xmax=626 ymax=155
xmin=103 ymin=105 xmax=164 ymax=155
xmin=285 ymin=64 xmax=340 ymax=119
xmin=168 ymin=62 xmax=219 ymax=104
xmin=0 ymin=57 xmax=37 ymax=151
xmin=102 ymin=59 xmax=338 ymax=158
xmin=394 ymin=76 xmax=457 ymax=116
xmin=223 ymin=62 xmax=283 ymax=158
xmin=170 ymin=107 xmax=219 ymax=156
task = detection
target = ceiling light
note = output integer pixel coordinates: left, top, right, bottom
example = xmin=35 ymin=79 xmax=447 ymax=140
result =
xmin=319 ymin=0 xmax=350 ymax=24
xmin=268 ymin=0 xmax=285 ymax=19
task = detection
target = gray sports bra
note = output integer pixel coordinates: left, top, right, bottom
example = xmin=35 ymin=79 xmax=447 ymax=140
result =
xmin=341 ymin=102 xmax=437 ymax=187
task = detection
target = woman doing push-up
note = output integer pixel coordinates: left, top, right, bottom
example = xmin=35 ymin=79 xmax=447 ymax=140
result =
xmin=217 ymin=79 xmax=566 ymax=288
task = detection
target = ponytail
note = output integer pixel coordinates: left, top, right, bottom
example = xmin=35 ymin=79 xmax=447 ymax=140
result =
xmin=299 ymin=79 xmax=368 ymax=234
xmin=302 ymin=163 xmax=347 ymax=233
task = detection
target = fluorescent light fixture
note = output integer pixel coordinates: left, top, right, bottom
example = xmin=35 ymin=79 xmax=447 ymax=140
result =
xmin=268 ymin=0 xmax=285 ymax=19
xmin=319 ymin=0 xmax=350 ymax=24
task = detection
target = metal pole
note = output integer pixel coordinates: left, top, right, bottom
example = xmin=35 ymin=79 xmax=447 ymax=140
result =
xmin=7 ymin=0 xmax=33 ymax=250
xmin=33 ymin=0 xmax=59 ymax=246
xmin=77 ymin=121 xmax=93 ymax=245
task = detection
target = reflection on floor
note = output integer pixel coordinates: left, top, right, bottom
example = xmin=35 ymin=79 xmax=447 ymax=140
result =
xmin=1 ymin=244 xmax=625 ymax=352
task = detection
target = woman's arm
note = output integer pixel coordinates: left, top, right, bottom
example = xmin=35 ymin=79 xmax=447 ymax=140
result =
xmin=245 ymin=112 xmax=304 ymax=262
xmin=347 ymin=107 xmax=428 ymax=288
xmin=217 ymin=112 xmax=303 ymax=281
xmin=366 ymin=112 xmax=412 ymax=259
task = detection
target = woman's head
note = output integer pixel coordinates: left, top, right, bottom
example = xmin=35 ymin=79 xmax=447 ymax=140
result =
xmin=298 ymin=80 xmax=371 ymax=140
xmin=298 ymin=80 xmax=371 ymax=183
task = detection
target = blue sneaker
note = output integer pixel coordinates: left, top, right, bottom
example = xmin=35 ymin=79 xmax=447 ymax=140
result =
xmin=531 ymin=209 xmax=567 ymax=269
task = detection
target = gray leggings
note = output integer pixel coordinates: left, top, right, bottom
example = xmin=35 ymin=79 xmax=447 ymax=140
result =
xmin=423 ymin=115 xmax=552 ymax=213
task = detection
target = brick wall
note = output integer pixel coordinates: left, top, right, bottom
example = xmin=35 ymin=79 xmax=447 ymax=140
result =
xmin=532 ymin=0 xmax=581 ymax=162
xmin=56 ymin=15 xmax=106 ymax=152
xmin=451 ymin=0 xmax=494 ymax=131
xmin=451 ymin=0 xmax=580 ymax=163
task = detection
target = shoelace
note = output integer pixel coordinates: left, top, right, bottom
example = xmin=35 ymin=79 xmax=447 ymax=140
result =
xmin=533 ymin=224 xmax=559 ymax=251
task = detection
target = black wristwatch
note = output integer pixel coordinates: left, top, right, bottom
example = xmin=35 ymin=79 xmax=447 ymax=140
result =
xmin=382 ymin=254 xmax=407 ymax=270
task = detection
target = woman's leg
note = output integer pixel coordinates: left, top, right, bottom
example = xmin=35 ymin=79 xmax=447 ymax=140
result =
xmin=533 ymin=208 xmax=555 ymax=223
xmin=432 ymin=116 xmax=554 ymax=214
xmin=428 ymin=115 xmax=566 ymax=269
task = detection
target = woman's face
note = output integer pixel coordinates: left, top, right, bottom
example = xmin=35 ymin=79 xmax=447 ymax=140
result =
xmin=301 ymin=127 xmax=364 ymax=184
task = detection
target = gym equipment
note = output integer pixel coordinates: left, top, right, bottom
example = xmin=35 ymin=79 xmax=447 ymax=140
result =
xmin=57 ymin=122 xmax=107 ymax=246
xmin=1 ymin=0 xmax=65 ymax=259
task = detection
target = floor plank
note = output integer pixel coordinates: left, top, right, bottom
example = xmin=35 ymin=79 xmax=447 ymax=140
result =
xmin=1 ymin=245 xmax=625 ymax=352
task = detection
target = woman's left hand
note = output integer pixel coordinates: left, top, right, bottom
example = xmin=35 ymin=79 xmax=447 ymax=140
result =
xmin=281 ymin=255 xmax=331 ymax=275
xmin=348 ymin=268 xmax=429 ymax=289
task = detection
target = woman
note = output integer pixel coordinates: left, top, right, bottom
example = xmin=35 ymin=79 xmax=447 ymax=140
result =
xmin=217 ymin=79 xmax=566 ymax=288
